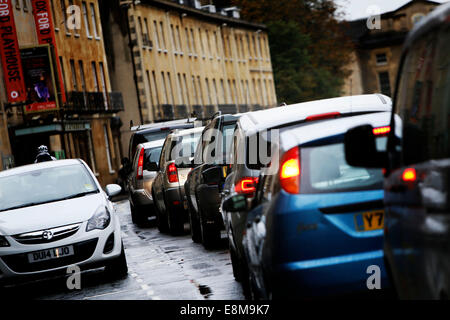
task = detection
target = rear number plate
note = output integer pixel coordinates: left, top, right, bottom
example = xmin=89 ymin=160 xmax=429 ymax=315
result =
xmin=355 ymin=210 xmax=384 ymax=231
xmin=28 ymin=245 xmax=75 ymax=263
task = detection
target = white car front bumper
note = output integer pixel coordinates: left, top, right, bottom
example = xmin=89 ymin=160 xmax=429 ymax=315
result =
xmin=0 ymin=214 xmax=123 ymax=282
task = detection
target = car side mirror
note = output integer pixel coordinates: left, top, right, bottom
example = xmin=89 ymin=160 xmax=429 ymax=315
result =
xmin=145 ymin=161 xmax=159 ymax=171
xmin=106 ymin=184 xmax=122 ymax=199
xmin=202 ymin=166 xmax=224 ymax=185
xmin=223 ymin=195 xmax=247 ymax=212
xmin=344 ymin=125 xmax=388 ymax=168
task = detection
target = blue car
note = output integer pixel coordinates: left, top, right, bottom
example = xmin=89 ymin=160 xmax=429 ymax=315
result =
xmin=223 ymin=111 xmax=398 ymax=299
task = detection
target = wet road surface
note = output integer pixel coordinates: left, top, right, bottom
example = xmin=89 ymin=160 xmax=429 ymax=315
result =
xmin=0 ymin=200 xmax=245 ymax=300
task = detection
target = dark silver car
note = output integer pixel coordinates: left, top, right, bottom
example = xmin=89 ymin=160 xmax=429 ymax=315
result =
xmin=152 ymin=127 xmax=204 ymax=235
xmin=127 ymin=139 xmax=164 ymax=225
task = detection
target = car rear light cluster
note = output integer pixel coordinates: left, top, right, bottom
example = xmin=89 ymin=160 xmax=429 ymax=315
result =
xmin=235 ymin=177 xmax=259 ymax=197
xmin=402 ymin=168 xmax=416 ymax=182
xmin=136 ymin=148 xmax=145 ymax=180
xmin=279 ymin=147 xmax=301 ymax=194
xmin=167 ymin=163 xmax=179 ymax=183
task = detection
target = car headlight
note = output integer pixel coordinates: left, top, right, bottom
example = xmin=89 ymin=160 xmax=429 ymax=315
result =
xmin=0 ymin=235 xmax=10 ymax=247
xmin=86 ymin=206 xmax=111 ymax=232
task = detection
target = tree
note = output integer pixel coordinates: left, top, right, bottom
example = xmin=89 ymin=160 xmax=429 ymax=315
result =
xmin=233 ymin=0 xmax=353 ymax=104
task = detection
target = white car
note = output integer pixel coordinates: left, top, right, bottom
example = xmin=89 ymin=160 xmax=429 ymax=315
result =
xmin=0 ymin=159 xmax=127 ymax=285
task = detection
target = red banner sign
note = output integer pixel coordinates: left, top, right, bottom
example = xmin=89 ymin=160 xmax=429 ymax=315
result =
xmin=0 ymin=0 xmax=26 ymax=103
xmin=31 ymin=0 xmax=66 ymax=103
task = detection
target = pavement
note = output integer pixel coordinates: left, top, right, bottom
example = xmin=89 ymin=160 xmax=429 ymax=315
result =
xmin=0 ymin=200 xmax=245 ymax=300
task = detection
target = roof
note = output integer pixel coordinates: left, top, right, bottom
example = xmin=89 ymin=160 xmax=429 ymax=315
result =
xmin=403 ymin=1 xmax=450 ymax=52
xmin=238 ymin=94 xmax=392 ymax=136
xmin=169 ymin=126 xmax=205 ymax=137
xmin=141 ymin=0 xmax=266 ymax=31
xmin=131 ymin=118 xmax=195 ymax=133
xmin=279 ymin=112 xmax=395 ymax=152
xmin=0 ymin=160 xmax=83 ymax=178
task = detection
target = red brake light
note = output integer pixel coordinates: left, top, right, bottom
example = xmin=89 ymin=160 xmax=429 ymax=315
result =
xmin=136 ymin=148 xmax=145 ymax=180
xmin=402 ymin=168 xmax=416 ymax=182
xmin=373 ymin=126 xmax=391 ymax=136
xmin=279 ymin=147 xmax=300 ymax=194
xmin=235 ymin=177 xmax=259 ymax=197
xmin=306 ymin=112 xmax=341 ymax=122
xmin=167 ymin=163 xmax=179 ymax=183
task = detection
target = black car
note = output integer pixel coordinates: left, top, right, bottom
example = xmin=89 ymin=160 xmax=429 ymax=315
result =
xmin=184 ymin=113 xmax=239 ymax=249
xmin=344 ymin=2 xmax=450 ymax=300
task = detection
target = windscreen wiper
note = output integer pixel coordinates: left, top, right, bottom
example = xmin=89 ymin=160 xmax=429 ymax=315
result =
xmin=59 ymin=190 xmax=99 ymax=201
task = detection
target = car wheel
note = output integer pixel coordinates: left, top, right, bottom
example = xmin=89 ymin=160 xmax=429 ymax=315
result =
xmin=130 ymin=201 xmax=137 ymax=224
xmin=229 ymin=243 xmax=242 ymax=282
xmin=199 ymin=209 xmax=220 ymax=250
xmin=154 ymin=190 xmax=169 ymax=233
xmin=188 ymin=202 xmax=202 ymax=243
xmin=104 ymin=242 xmax=128 ymax=279
xmin=168 ymin=208 xmax=184 ymax=235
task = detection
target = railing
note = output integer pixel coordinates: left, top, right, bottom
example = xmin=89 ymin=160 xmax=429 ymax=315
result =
xmin=64 ymin=91 xmax=124 ymax=114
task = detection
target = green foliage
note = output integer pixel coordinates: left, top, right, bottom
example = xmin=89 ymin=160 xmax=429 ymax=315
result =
xmin=233 ymin=0 xmax=353 ymax=104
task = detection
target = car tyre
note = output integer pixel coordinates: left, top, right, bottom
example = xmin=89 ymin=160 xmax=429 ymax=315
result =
xmin=104 ymin=242 xmax=128 ymax=279
xmin=168 ymin=208 xmax=184 ymax=235
xmin=154 ymin=190 xmax=169 ymax=233
xmin=188 ymin=202 xmax=202 ymax=243
xmin=199 ymin=208 xmax=220 ymax=250
xmin=230 ymin=243 xmax=242 ymax=282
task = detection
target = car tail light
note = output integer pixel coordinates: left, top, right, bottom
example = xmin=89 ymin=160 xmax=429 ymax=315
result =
xmin=235 ymin=177 xmax=259 ymax=197
xmin=373 ymin=126 xmax=391 ymax=136
xmin=280 ymin=147 xmax=300 ymax=194
xmin=402 ymin=168 xmax=416 ymax=182
xmin=305 ymin=112 xmax=341 ymax=122
xmin=136 ymin=148 xmax=145 ymax=180
xmin=167 ymin=163 xmax=179 ymax=183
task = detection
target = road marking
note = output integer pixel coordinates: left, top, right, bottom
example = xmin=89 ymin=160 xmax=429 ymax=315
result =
xmin=83 ymin=289 xmax=134 ymax=300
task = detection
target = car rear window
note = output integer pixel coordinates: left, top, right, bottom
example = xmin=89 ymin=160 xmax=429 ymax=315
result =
xmin=300 ymin=142 xmax=384 ymax=194
xmin=145 ymin=146 xmax=163 ymax=164
xmin=168 ymin=133 xmax=201 ymax=160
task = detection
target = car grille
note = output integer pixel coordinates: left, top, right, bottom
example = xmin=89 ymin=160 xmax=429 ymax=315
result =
xmin=12 ymin=223 xmax=82 ymax=245
xmin=1 ymin=238 xmax=98 ymax=273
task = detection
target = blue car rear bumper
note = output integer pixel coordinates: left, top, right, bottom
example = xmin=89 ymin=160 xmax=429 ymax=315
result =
xmin=276 ymin=249 xmax=389 ymax=297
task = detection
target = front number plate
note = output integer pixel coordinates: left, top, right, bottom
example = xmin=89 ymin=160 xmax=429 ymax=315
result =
xmin=355 ymin=210 xmax=384 ymax=231
xmin=28 ymin=245 xmax=75 ymax=263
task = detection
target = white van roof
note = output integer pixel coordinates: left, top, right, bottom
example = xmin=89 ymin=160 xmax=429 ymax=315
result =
xmin=238 ymin=94 xmax=391 ymax=136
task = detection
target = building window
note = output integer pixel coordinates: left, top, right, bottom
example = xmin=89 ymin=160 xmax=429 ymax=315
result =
xmin=190 ymin=28 xmax=197 ymax=55
xmin=412 ymin=13 xmax=425 ymax=25
xmin=153 ymin=21 xmax=161 ymax=50
xmin=212 ymin=79 xmax=219 ymax=106
xmin=197 ymin=76 xmax=203 ymax=105
xmin=60 ymin=0 xmax=68 ymax=33
xmin=152 ymin=71 xmax=161 ymax=107
xmin=50 ymin=0 xmax=58 ymax=30
xmin=78 ymin=61 xmax=86 ymax=94
xmin=376 ymin=53 xmax=388 ymax=66
xmin=23 ymin=0 xmax=28 ymax=11
xmin=91 ymin=62 xmax=99 ymax=92
xmin=378 ymin=72 xmax=391 ymax=97
xmin=99 ymin=62 xmax=108 ymax=108
xmin=182 ymin=74 xmax=190 ymax=106
xmin=90 ymin=3 xmax=99 ymax=38
xmin=185 ymin=28 xmax=191 ymax=55
xmin=70 ymin=59 xmax=78 ymax=91
xmin=170 ymin=24 xmax=177 ymax=54
xmin=159 ymin=21 xmax=166 ymax=50
xmin=176 ymin=26 xmax=182 ymax=53
xmin=103 ymin=125 xmax=114 ymax=174
xmin=82 ymin=2 xmax=91 ymax=37
xmin=59 ymin=56 xmax=67 ymax=93
xmin=167 ymin=73 xmax=175 ymax=105
xmin=205 ymin=78 xmax=212 ymax=105
xmin=161 ymin=72 xmax=169 ymax=104
xmin=143 ymin=18 xmax=152 ymax=48
xmin=177 ymin=73 xmax=184 ymax=105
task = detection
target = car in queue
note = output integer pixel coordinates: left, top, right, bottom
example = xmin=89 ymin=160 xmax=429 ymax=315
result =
xmin=0 ymin=160 xmax=127 ymax=286
xmin=119 ymin=119 xmax=196 ymax=191
xmin=127 ymin=139 xmax=165 ymax=226
xmin=152 ymin=127 xmax=204 ymax=235
xmin=345 ymin=2 xmax=450 ymax=300
xmin=225 ymin=111 xmax=399 ymax=299
xmin=184 ymin=113 xmax=240 ymax=249
xmin=219 ymin=94 xmax=392 ymax=292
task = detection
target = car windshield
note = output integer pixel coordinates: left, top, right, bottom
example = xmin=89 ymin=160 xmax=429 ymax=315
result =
xmin=300 ymin=142 xmax=384 ymax=194
xmin=0 ymin=164 xmax=99 ymax=212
